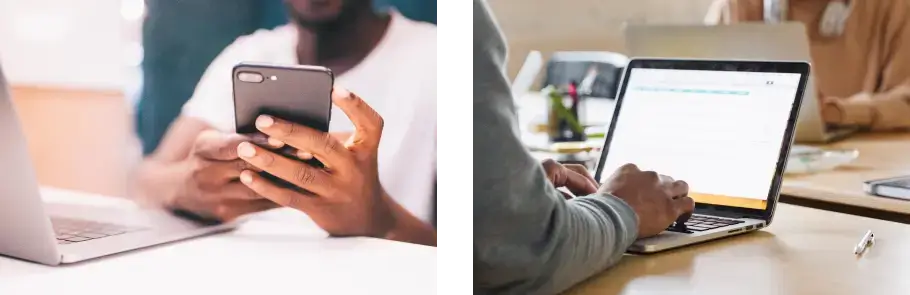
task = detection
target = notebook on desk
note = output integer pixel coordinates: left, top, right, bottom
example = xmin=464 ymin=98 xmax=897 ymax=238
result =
xmin=865 ymin=176 xmax=910 ymax=200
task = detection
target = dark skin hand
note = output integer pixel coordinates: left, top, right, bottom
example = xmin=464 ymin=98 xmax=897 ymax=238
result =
xmin=541 ymin=159 xmax=598 ymax=199
xmin=236 ymin=87 xmax=436 ymax=246
xmin=165 ymin=131 xmax=279 ymax=221
xmin=599 ymin=164 xmax=695 ymax=238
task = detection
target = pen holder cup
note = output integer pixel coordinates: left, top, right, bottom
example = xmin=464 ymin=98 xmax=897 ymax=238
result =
xmin=546 ymin=91 xmax=587 ymax=143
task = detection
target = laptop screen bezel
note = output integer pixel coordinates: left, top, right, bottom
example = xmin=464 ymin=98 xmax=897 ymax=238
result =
xmin=592 ymin=58 xmax=810 ymax=221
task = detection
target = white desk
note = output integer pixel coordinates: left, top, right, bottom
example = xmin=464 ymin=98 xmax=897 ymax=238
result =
xmin=0 ymin=188 xmax=436 ymax=294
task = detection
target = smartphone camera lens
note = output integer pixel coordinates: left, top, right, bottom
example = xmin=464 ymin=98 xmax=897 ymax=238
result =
xmin=237 ymin=72 xmax=264 ymax=83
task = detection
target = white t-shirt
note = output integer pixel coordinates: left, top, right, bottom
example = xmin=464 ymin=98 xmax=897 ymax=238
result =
xmin=182 ymin=12 xmax=437 ymax=222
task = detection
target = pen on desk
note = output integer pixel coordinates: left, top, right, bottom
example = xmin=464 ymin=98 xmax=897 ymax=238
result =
xmin=854 ymin=230 xmax=874 ymax=255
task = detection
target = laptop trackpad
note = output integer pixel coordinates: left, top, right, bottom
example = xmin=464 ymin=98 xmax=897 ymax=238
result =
xmin=43 ymin=203 xmax=217 ymax=231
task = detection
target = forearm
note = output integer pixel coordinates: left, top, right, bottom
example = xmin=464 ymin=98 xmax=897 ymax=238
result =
xmin=832 ymin=1 xmax=910 ymax=130
xmin=130 ymin=159 xmax=187 ymax=208
xmin=382 ymin=194 xmax=437 ymax=246
xmin=472 ymin=1 xmax=638 ymax=293
xmin=827 ymin=85 xmax=910 ymax=130
xmin=474 ymin=182 xmax=638 ymax=295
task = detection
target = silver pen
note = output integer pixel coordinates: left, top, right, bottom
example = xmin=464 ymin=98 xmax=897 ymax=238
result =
xmin=854 ymin=230 xmax=875 ymax=255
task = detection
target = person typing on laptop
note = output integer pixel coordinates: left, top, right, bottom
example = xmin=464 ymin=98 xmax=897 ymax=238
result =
xmin=474 ymin=1 xmax=695 ymax=294
xmin=706 ymin=0 xmax=910 ymax=130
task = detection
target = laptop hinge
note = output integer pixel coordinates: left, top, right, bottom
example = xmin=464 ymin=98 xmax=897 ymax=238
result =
xmin=696 ymin=208 xmax=761 ymax=220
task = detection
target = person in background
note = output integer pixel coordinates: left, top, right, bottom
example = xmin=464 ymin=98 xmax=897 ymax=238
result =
xmin=706 ymin=0 xmax=910 ymax=130
xmin=138 ymin=0 xmax=288 ymax=155
xmin=132 ymin=0 xmax=436 ymax=235
xmin=474 ymin=1 xmax=694 ymax=294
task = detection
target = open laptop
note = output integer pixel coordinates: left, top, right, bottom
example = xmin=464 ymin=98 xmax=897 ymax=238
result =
xmin=623 ymin=23 xmax=856 ymax=143
xmin=0 ymin=63 xmax=238 ymax=265
xmin=593 ymin=58 xmax=809 ymax=253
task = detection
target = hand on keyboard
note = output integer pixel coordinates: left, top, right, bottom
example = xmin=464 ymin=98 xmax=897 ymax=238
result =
xmin=541 ymin=159 xmax=598 ymax=199
xmin=598 ymin=164 xmax=695 ymax=239
xmin=666 ymin=215 xmax=745 ymax=234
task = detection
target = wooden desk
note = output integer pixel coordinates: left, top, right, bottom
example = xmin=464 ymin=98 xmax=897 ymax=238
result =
xmin=566 ymin=203 xmax=910 ymax=295
xmin=781 ymin=133 xmax=910 ymax=222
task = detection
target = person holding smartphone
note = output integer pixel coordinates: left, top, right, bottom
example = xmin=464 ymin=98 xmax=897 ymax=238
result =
xmin=230 ymin=86 xmax=436 ymax=245
xmin=132 ymin=0 xmax=437 ymax=231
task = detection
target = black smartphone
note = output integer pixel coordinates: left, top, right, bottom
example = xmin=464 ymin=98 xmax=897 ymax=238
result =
xmin=232 ymin=62 xmax=334 ymax=188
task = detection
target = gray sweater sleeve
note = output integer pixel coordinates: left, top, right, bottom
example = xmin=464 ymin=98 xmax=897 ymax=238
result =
xmin=472 ymin=1 xmax=639 ymax=294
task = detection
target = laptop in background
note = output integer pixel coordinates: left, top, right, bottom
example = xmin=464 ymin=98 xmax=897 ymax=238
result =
xmin=594 ymin=58 xmax=809 ymax=253
xmin=0 ymin=62 xmax=238 ymax=265
xmin=623 ymin=23 xmax=857 ymax=143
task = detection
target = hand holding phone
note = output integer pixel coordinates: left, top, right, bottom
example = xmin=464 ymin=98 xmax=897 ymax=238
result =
xmin=232 ymin=62 xmax=334 ymax=187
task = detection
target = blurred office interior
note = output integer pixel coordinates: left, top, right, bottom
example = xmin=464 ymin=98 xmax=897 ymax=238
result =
xmin=0 ymin=0 xmax=793 ymax=197
xmin=0 ymin=0 xmax=436 ymax=197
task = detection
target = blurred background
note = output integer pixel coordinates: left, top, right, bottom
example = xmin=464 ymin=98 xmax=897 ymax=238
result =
xmin=0 ymin=0 xmax=437 ymax=197
xmin=7 ymin=0 xmax=878 ymax=197
xmin=489 ymin=0 xmax=717 ymax=79
xmin=0 ymin=0 xmax=139 ymax=197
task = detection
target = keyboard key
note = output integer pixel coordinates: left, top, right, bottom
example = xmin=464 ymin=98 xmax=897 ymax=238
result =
xmin=666 ymin=227 xmax=693 ymax=234
xmin=665 ymin=215 xmax=746 ymax=234
xmin=64 ymin=236 xmax=92 ymax=242
xmin=77 ymin=232 xmax=108 ymax=239
xmin=101 ymin=230 xmax=127 ymax=236
xmin=51 ymin=217 xmax=149 ymax=244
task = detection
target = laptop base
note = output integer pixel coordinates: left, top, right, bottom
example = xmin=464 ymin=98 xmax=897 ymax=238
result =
xmin=47 ymin=203 xmax=237 ymax=265
xmin=628 ymin=218 xmax=765 ymax=254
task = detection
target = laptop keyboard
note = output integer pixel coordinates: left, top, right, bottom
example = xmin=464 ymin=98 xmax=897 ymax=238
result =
xmin=51 ymin=217 xmax=148 ymax=245
xmin=666 ymin=214 xmax=745 ymax=234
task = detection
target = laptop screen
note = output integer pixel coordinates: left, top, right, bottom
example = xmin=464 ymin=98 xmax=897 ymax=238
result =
xmin=600 ymin=68 xmax=801 ymax=210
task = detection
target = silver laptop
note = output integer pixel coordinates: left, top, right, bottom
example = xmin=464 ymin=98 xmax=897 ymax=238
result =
xmin=593 ymin=58 xmax=809 ymax=253
xmin=0 ymin=63 xmax=237 ymax=265
xmin=623 ymin=23 xmax=857 ymax=143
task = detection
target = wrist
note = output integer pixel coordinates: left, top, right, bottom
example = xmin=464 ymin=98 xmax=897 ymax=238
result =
xmin=831 ymin=94 xmax=877 ymax=126
xmin=822 ymin=101 xmax=844 ymax=124
xmin=370 ymin=191 xmax=399 ymax=238
xmin=135 ymin=160 xmax=188 ymax=209
xmin=378 ymin=193 xmax=436 ymax=246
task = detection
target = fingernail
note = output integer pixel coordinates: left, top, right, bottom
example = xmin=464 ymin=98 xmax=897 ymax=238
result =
xmin=297 ymin=150 xmax=313 ymax=160
xmin=256 ymin=115 xmax=274 ymax=128
xmin=335 ymin=87 xmax=353 ymax=100
xmin=237 ymin=142 xmax=256 ymax=158
xmin=239 ymin=170 xmax=253 ymax=184
xmin=267 ymin=137 xmax=285 ymax=148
